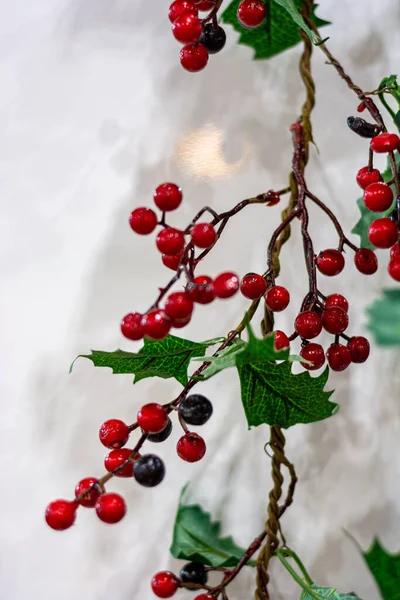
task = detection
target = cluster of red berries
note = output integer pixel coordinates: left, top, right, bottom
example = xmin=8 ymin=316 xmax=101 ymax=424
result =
xmin=356 ymin=131 xmax=400 ymax=281
xmin=152 ymin=562 xmax=212 ymax=599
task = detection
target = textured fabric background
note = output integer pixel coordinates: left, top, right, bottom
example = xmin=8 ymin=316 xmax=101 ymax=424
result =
xmin=1 ymin=1 xmax=400 ymax=598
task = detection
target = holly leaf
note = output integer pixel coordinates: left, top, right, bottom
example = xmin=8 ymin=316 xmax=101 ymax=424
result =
xmin=73 ymin=335 xmax=212 ymax=386
xmin=221 ymin=0 xmax=330 ymax=61
xmin=367 ymin=289 xmax=400 ymax=345
xmin=193 ymin=338 xmax=247 ymax=380
xmin=362 ymin=539 xmax=400 ymax=600
xmin=300 ymin=586 xmax=362 ymax=600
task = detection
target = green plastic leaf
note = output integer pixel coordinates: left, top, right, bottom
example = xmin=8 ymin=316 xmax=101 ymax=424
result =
xmin=193 ymin=338 xmax=247 ymax=380
xmin=73 ymin=335 xmax=212 ymax=386
xmin=367 ymin=289 xmax=400 ymax=345
xmin=362 ymin=539 xmax=400 ymax=600
xmin=300 ymin=585 xmax=362 ymax=600
xmin=272 ymin=0 xmax=320 ymax=43
xmin=221 ymin=0 xmax=330 ymax=60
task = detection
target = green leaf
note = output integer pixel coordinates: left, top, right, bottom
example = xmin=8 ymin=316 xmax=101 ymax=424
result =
xmin=394 ymin=110 xmax=400 ymax=130
xmin=300 ymin=585 xmax=362 ymax=600
xmin=73 ymin=335 xmax=212 ymax=387
xmin=272 ymin=0 xmax=320 ymax=43
xmin=362 ymin=539 xmax=400 ymax=600
xmin=367 ymin=289 xmax=400 ymax=345
xmin=193 ymin=338 xmax=247 ymax=380
xmin=170 ymin=493 xmax=255 ymax=568
xmin=221 ymin=0 xmax=330 ymax=61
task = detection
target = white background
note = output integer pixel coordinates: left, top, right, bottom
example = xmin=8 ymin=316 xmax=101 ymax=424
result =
xmin=1 ymin=0 xmax=400 ymax=598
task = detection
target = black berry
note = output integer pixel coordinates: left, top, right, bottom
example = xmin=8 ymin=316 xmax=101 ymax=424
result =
xmin=199 ymin=24 xmax=226 ymax=54
xmin=133 ymin=454 xmax=165 ymax=487
xmin=180 ymin=562 xmax=208 ymax=585
xmin=179 ymin=394 xmax=213 ymax=425
xmin=147 ymin=418 xmax=173 ymax=443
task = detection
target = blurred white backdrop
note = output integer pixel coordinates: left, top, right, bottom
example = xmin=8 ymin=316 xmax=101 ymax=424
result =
xmin=1 ymin=0 xmax=400 ymax=598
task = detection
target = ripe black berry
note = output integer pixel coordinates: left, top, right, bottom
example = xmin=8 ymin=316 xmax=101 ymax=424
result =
xmin=147 ymin=418 xmax=173 ymax=443
xmin=133 ymin=454 xmax=165 ymax=487
xmin=179 ymin=394 xmax=213 ymax=425
xmin=199 ymin=24 xmax=226 ymax=54
xmin=180 ymin=562 xmax=208 ymax=585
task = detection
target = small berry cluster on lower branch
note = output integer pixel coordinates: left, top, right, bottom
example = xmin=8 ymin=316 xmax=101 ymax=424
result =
xmin=152 ymin=563 xmax=211 ymax=599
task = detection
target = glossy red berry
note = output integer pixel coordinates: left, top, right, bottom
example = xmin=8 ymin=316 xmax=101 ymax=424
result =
xmin=45 ymin=500 xmax=78 ymax=530
xmin=194 ymin=596 xmax=214 ymax=600
xmin=237 ymin=0 xmax=266 ymax=28
xmin=180 ymin=44 xmax=209 ymax=72
xmin=172 ymin=13 xmax=203 ymax=44
xmin=156 ymin=228 xmax=185 ymax=255
xmin=129 ymin=207 xmax=158 ymax=235
xmin=322 ymin=307 xmax=349 ymax=334
xmin=190 ymin=223 xmax=216 ymax=248
xmin=300 ymin=343 xmax=325 ymax=370
xmin=154 ymin=183 xmax=183 ymax=212
xmin=370 ymin=132 xmax=400 ymax=153
xmin=265 ymin=190 xmax=280 ymax=206
xmin=354 ymin=248 xmax=378 ymax=275
xmin=196 ymin=0 xmax=215 ymax=9
xmin=186 ymin=275 xmax=215 ymax=304
xmin=348 ymin=336 xmax=370 ymax=363
xmin=363 ymin=182 xmax=393 ymax=212
xmin=390 ymin=242 xmax=400 ymax=259
xmin=316 ymin=249 xmax=345 ymax=276
xmin=105 ymin=448 xmax=137 ymax=478
xmin=120 ymin=312 xmax=144 ymax=341
xmin=162 ymin=251 xmax=184 ymax=271
xmin=95 ymin=493 xmax=126 ymax=524
xmin=325 ymin=293 xmax=349 ymax=313
xmin=99 ymin=419 xmax=130 ymax=449
xmin=75 ymin=477 xmax=101 ymax=508
xmin=368 ymin=218 xmax=398 ymax=249
xmin=213 ymin=272 xmax=240 ymax=299
xmin=240 ymin=273 xmax=267 ymax=299
xmin=356 ymin=166 xmax=382 ymax=189
xmin=294 ymin=311 xmax=322 ymax=339
xmin=164 ymin=291 xmax=194 ymax=319
xmin=272 ymin=330 xmax=290 ymax=351
xmin=326 ymin=343 xmax=352 ymax=371
xmin=177 ymin=432 xmax=206 ymax=462
xmin=169 ymin=0 xmax=198 ymax=23
xmin=143 ymin=310 xmax=171 ymax=340
xmin=357 ymin=102 xmax=366 ymax=113
xmin=137 ymin=403 xmax=169 ymax=434
xmin=265 ymin=285 xmax=290 ymax=312
xmin=388 ymin=256 xmax=400 ymax=281
xmin=151 ymin=572 xmax=180 ymax=598
xmin=172 ymin=315 xmax=192 ymax=328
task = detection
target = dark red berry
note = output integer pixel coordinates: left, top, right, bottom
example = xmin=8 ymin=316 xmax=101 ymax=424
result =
xmin=75 ymin=477 xmax=101 ymax=508
xmin=142 ymin=310 xmax=172 ymax=340
xmin=370 ymin=132 xmax=400 ymax=153
xmin=105 ymin=448 xmax=138 ymax=477
xmin=354 ymin=248 xmax=378 ymax=275
xmin=357 ymin=102 xmax=366 ymax=113
xmin=356 ymin=167 xmax=382 ymax=189
xmin=300 ymin=343 xmax=325 ymax=370
xmin=294 ymin=311 xmax=322 ymax=339
xmin=129 ymin=207 xmax=158 ymax=235
xmin=190 ymin=222 xmax=216 ymax=248
xmin=151 ymin=572 xmax=180 ymax=598
xmin=164 ymin=291 xmax=194 ymax=319
xmin=265 ymin=190 xmax=280 ymax=206
xmin=95 ymin=493 xmax=126 ymax=524
xmin=169 ymin=0 xmax=198 ymax=23
xmin=237 ymin=0 xmax=266 ymax=28
xmin=213 ymin=272 xmax=239 ymax=299
xmin=272 ymin=330 xmax=290 ymax=351
xmin=347 ymin=336 xmax=370 ymax=363
xmin=368 ymin=218 xmax=398 ymax=249
xmin=156 ymin=228 xmax=185 ymax=255
xmin=390 ymin=242 xmax=400 ymax=259
xmin=196 ymin=0 xmax=215 ymax=9
xmin=45 ymin=500 xmax=78 ymax=530
xmin=265 ymin=285 xmax=290 ymax=312
xmin=316 ymin=249 xmax=345 ymax=276
xmin=172 ymin=13 xmax=203 ymax=44
xmin=120 ymin=312 xmax=144 ymax=341
xmin=177 ymin=432 xmax=206 ymax=462
xmin=363 ymin=182 xmax=393 ymax=212
xmin=154 ymin=183 xmax=183 ymax=212
xmin=199 ymin=24 xmax=226 ymax=54
xmin=162 ymin=251 xmax=184 ymax=271
xmin=326 ymin=343 xmax=352 ymax=371
xmin=137 ymin=403 xmax=169 ymax=434
xmin=180 ymin=44 xmax=209 ymax=72
xmin=171 ymin=315 xmax=191 ymax=328
xmin=325 ymin=293 xmax=349 ymax=313
xmin=99 ymin=419 xmax=130 ymax=449
xmin=388 ymin=256 xmax=400 ymax=281
xmin=322 ymin=307 xmax=349 ymax=334
xmin=133 ymin=454 xmax=165 ymax=487
xmin=240 ymin=273 xmax=267 ymax=299
xmin=186 ymin=275 xmax=215 ymax=304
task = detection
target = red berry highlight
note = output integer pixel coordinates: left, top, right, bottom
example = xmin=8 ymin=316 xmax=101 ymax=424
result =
xmin=95 ymin=493 xmax=126 ymax=524
xmin=75 ymin=477 xmax=101 ymax=508
xmin=143 ymin=310 xmax=171 ymax=340
xmin=347 ymin=336 xmax=370 ymax=363
xmin=213 ymin=272 xmax=240 ymax=299
xmin=265 ymin=285 xmax=290 ymax=312
xmin=237 ymin=0 xmax=266 ymax=28
xmin=325 ymin=293 xmax=349 ymax=313
xmin=45 ymin=500 xmax=78 ymax=531
xmin=294 ymin=311 xmax=322 ymax=339
xmin=156 ymin=228 xmax=185 ymax=255
xmin=154 ymin=183 xmax=183 ymax=212
xmin=363 ymin=182 xmax=393 ymax=212
xmin=129 ymin=207 xmax=158 ymax=235
xmin=151 ymin=571 xmax=180 ymax=598
xmin=169 ymin=0 xmax=198 ymax=23
xmin=316 ymin=249 xmax=345 ymax=276
xmin=368 ymin=218 xmax=398 ymax=249
xmin=164 ymin=291 xmax=194 ymax=320
xmin=300 ymin=343 xmax=325 ymax=370
xmin=354 ymin=248 xmax=378 ymax=275
xmin=190 ymin=222 xmax=217 ymax=248
xmin=99 ymin=419 xmax=130 ymax=449
xmin=105 ymin=448 xmax=137 ymax=478
xmin=370 ymin=132 xmax=400 ymax=153
xmin=322 ymin=307 xmax=349 ymax=335
xmin=137 ymin=403 xmax=169 ymax=434
xmin=172 ymin=13 xmax=203 ymax=44
xmin=240 ymin=273 xmax=267 ymax=299
xmin=186 ymin=275 xmax=215 ymax=304
xmin=121 ymin=312 xmax=144 ymax=341
xmin=356 ymin=166 xmax=382 ymax=190
xmin=177 ymin=432 xmax=206 ymax=462
xmin=272 ymin=330 xmax=290 ymax=351
xmin=388 ymin=256 xmax=400 ymax=281
xmin=162 ymin=251 xmax=184 ymax=271
xmin=180 ymin=43 xmax=209 ymax=72
xmin=326 ymin=343 xmax=352 ymax=371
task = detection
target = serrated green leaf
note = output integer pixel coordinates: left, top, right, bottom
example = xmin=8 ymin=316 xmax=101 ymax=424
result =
xmin=73 ymin=335 xmax=212 ymax=386
xmin=367 ymin=289 xmax=400 ymax=345
xmin=221 ymin=0 xmax=330 ymax=61
xmin=362 ymin=539 xmax=400 ymax=600
xmin=300 ymin=585 xmax=362 ymax=600
xmin=272 ymin=0 xmax=320 ymax=43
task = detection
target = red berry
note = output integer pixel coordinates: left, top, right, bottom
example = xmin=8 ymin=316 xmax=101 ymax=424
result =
xmin=370 ymin=132 xmax=400 ymax=153
xmin=272 ymin=330 xmax=290 ymax=351
xmin=162 ymin=251 xmax=184 ymax=271
xmin=348 ymin=336 xmax=370 ymax=363
xmin=75 ymin=477 xmax=101 ymax=508
xmin=186 ymin=275 xmax=215 ymax=304
xmin=173 ymin=13 xmax=202 ymax=44
xmin=388 ymin=256 xmax=400 ymax=281
xmin=99 ymin=419 xmax=130 ymax=449
xmin=190 ymin=222 xmax=217 ymax=248
xmin=105 ymin=448 xmax=137 ymax=478
xmin=45 ymin=499 xmax=78 ymax=531
xmin=154 ymin=183 xmax=182 ymax=212
xmin=180 ymin=43 xmax=209 ymax=72
xmin=316 ymin=249 xmax=345 ymax=276
xmin=213 ymin=272 xmax=240 ymax=299
xmin=240 ymin=273 xmax=267 ymax=299
xmin=164 ymin=291 xmax=194 ymax=319
xmin=237 ymin=0 xmax=266 ymax=28
xmin=390 ymin=242 xmax=400 ymax=259
xmin=137 ymin=403 xmax=169 ymax=434
xmin=326 ymin=343 xmax=352 ymax=371
xmin=177 ymin=432 xmax=206 ymax=462
xmin=142 ymin=310 xmax=171 ymax=340
xmin=363 ymin=182 xmax=393 ymax=212
xmin=356 ymin=166 xmax=382 ymax=189
xmin=300 ymin=343 xmax=325 ymax=370
xmin=322 ymin=307 xmax=349 ymax=335
xmin=325 ymin=293 xmax=349 ymax=313
xmin=151 ymin=572 xmax=180 ymax=598
xmin=129 ymin=207 xmax=158 ymax=235
xmin=196 ymin=0 xmax=215 ymax=10
xmin=357 ymin=102 xmax=366 ymax=113
xmin=265 ymin=190 xmax=280 ymax=206
xmin=354 ymin=248 xmax=378 ymax=275
xmin=172 ymin=315 xmax=192 ymax=328
xmin=169 ymin=0 xmax=198 ymax=23
xmin=294 ymin=311 xmax=322 ymax=339
xmin=156 ymin=228 xmax=185 ymax=255
xmin=120 ymin=312 xmax=144 ymax=341
xmin=265 ymin=285 xmax=290 ymax=312
xmin=194 ymin=596 xmax=214 ymax=600
xmin=95 ymin=493 xmax=126 ymax=524
xmin=368 ymin=218 xmax=398 ymax=249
